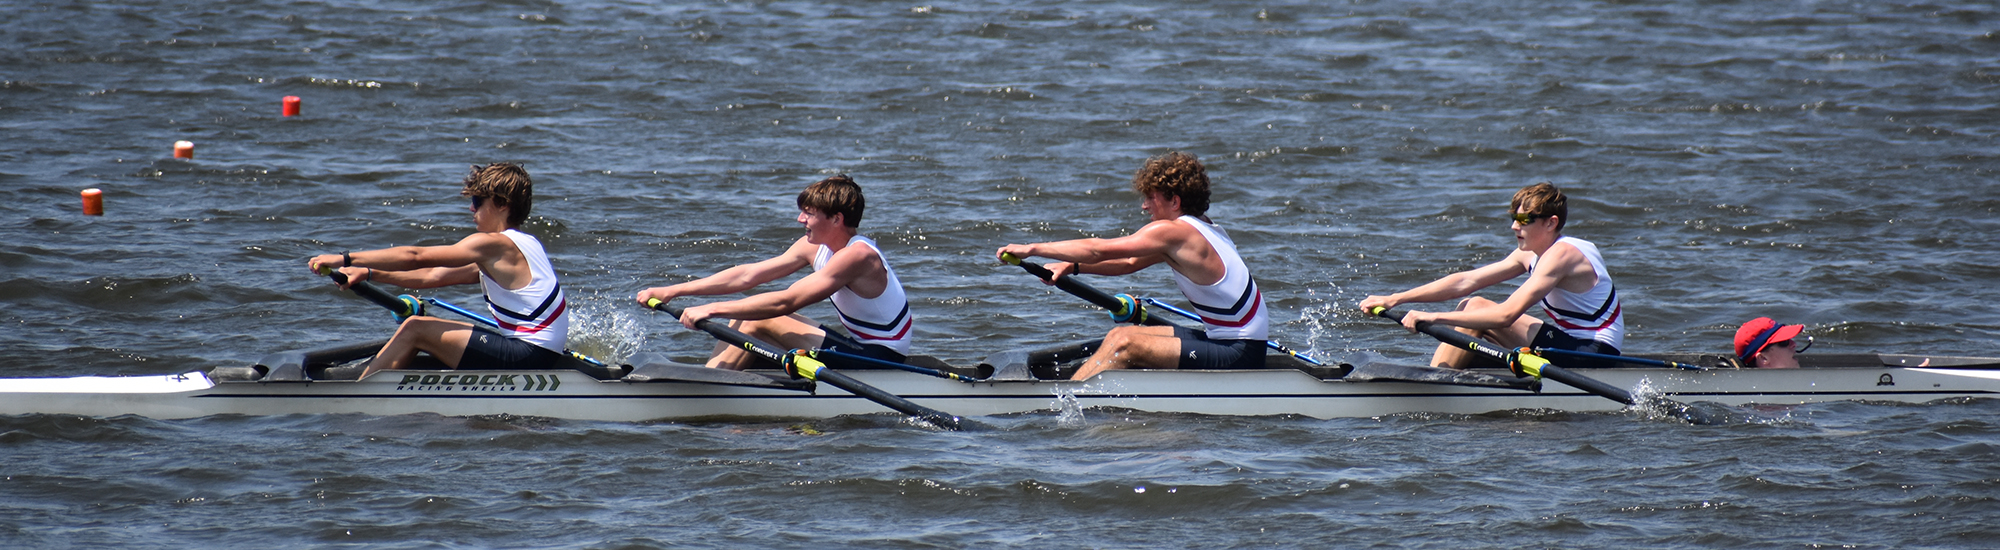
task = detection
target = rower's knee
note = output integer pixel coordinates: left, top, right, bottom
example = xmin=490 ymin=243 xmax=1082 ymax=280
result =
xmin=1456 ymin=296 xmax=1496 ymax=311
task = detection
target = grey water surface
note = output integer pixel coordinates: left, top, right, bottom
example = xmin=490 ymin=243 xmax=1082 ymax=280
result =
xmin=4 ymin=0 xmax=1998 ymax=547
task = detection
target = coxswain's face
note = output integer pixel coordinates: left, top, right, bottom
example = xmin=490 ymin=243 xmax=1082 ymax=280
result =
xmin=1757 ymin=339 xmax=1802 ymax=369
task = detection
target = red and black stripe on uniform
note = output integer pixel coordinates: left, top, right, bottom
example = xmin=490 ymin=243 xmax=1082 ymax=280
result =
xmin=1541 ymin=286 xmax=1619 ymax=331
xmin=1189 ymin=278 xmax=1262 ymax=328
xmin=837 ymin=301 xmax=912 ymax=342
xmin=486 ymin=284 xmax=567 ymax=334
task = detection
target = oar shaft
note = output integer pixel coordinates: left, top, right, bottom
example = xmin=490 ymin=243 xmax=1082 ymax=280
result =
xmin=806 ymin=366 xmax=963 ymax=430
xmin=1370 ymin=307 xmax=1638 ymax=406
xmin=644 ymin=299 xmax=967 ymax=430
xmin=645 ymin=301 xmax=791 ymax=366
xmin=427 ymin=297 xmax=609 ymax=368
xmin=325 ymin=269 xmax=609 ymax=368
xmin=426 ymin=297 xmax=497 ymax=327
xmin=1001 ymin=253 xmax=1172 ymax=327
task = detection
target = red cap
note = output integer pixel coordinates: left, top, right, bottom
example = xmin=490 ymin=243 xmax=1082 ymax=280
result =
xmin=1734 ymin=317 xmax=1804 ymax=362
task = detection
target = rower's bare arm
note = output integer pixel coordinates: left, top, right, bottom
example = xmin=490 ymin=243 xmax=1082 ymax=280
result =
xmin=641 ymin=237 xmax=814 ymax=303
xmin=1364 ymin=256 xmax=1529 ymax=311
xmin=1436 ymin=248 xmax=1576 ymax=329
xmin=1040 ymin=221 xmax=1181 ymax=276
xmin=371 ymin=264 xmax=481 ymax=289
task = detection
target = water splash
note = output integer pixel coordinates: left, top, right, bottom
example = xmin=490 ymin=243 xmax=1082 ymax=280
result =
xmin=1051 ymin=388 xmax=1088 ymax=426
xmin=561 ymin=290 xmax=648 ymax=364
xmin=1298 ymin=283 xmax=1349 ymax=360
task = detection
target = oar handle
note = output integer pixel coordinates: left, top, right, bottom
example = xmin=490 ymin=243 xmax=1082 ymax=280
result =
xmin=321 ymin=267 xmax=420 ymax=319
xmin=1001 ymin=253 xmax=1166 ymax=326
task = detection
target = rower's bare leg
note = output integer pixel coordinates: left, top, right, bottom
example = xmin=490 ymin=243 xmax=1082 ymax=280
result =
xmin=706 ymin=313 xmax=826 ymax=371
xmin=1071 ymin=325 xmax=1181 ymax=381
xmin=362 ymin=316 xmax=474 ymax=378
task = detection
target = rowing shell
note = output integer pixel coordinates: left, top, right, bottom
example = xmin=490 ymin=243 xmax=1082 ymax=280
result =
xmin=3 ymin=343 xmax=1996 ymax=421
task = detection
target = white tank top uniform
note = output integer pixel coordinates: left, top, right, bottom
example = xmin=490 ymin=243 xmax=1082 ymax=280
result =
xmin=1528 ymin=236 xmax=1624 ymax=350
xmin=1170 ymin=216 xmax=1269 ymax=342
xmin=812 ymin=235 xmax=915 ymax=355
xmin=479 ymin=229 xmax=570 ymax=353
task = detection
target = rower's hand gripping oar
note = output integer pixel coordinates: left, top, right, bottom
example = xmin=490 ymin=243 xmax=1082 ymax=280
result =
xmin=1368 ymin=306 xmax=1716 ymax=425
xmin=999 ymin=252 xmax=1167 ymax=326
xmin=643 ymin=298 xmax=970 ymax=431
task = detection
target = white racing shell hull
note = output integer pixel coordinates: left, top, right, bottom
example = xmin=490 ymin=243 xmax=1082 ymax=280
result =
xmin=4 ymin=361 xmax=1998 ymax=421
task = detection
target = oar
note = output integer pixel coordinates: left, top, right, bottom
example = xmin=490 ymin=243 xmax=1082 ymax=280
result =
xmin=318 ymin=268 xmax=617 ymax=371
xmin=1368 ymin=307 xmax=1715 ymax=425
xmin=643 ymin=298 xmax=969 ymax=431
xmin=1532 ymin=347 xmax=1709 ymax=371
xmin=318 ymin=267 xmax=421 ymax=319
xmin=999 ymin=252 xmax=1171 ymax=326
xmin=1139 ymin=297 xmax=1324 ymax=366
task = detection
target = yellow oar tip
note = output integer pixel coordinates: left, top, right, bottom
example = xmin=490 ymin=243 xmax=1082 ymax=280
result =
xmin=1367 ymin=306 xmax=1385 ymax=316
xmin=645 ymin=298 xmax=662 ymax=308
xmin=999 ymin=252 xmax=1021 ymax=265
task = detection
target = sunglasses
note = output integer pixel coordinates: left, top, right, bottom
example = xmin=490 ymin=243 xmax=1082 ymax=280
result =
xmin=470 ymin=195 xmax=486 ymax=212
xmin=1510 ymin=212 xmax=1547 ymax=225
xmin=1769 ymin=337 xmax=1813 ymax=353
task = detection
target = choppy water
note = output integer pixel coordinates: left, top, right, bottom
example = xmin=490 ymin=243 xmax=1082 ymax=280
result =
xmin=4 ymin=0 xmax=1998 ymax=547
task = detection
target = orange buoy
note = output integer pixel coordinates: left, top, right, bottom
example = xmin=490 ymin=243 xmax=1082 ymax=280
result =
xmin=283 ymin=95 xmax=301 ymax=117
xmin=174 ymin=140 xmax=194 ymax=159
xmin=82 ymin=188 xmax=103 ymax=216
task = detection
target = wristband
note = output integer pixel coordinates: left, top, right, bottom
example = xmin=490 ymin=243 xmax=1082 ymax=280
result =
xmin=342 ymin=250 xmax=352 ymax=268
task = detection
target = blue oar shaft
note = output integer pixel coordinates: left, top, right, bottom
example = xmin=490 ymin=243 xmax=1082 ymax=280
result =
xmin=1140 ymin=297 xmax=1324 ymax=366
xmin=427 ymin=297 xmax=608 ymax=368
xmin=1533 ymin=347 xmax=1707 ymax=370
xmin=807 ymin=349 xmax=975 ymax=382
xmin=426 ymin=297 xmax=497 ymax=328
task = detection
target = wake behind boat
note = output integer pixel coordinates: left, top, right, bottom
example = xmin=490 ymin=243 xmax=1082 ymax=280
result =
xmin=4 ymin=338 xmax=1997 ymax=422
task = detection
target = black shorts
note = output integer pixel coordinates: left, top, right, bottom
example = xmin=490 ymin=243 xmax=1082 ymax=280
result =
xmin=1173 ymin=325 xmax=1267 ymax=370
xmin=1529 ymin=324 xmax=1622 ymax=368
xmin=459 ymin=326 xmax=564 ymax=370
xmin=819 ymin=325 xmax=907 ymax=364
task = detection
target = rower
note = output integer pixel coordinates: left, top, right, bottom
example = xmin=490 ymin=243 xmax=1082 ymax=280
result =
xmin=635 ymin=175 xmax=916 ymax=371
xmin=1358 ymin=182 xmax=1624 ymax=369
xmin=996 ymin=152 xmax=1270 ymax=381
xmin=1734 ymin=317 xmax=1810 ymax=368
xmin=308 ymin=163 xmax=570 ymax=379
